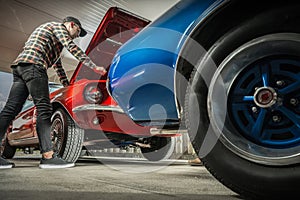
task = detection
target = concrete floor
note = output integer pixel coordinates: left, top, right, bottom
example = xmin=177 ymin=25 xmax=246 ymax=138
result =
xmin=0 ymin=156 xmax=240 ymax=200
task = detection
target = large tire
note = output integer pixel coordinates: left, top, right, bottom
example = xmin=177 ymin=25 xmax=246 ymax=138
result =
xmin=51 ymin=108 xmax=84 ymax=163
xmin=185 ymin=3 xmax=300 ymax=200
xmin=0 ymin=138 xmax=16 ymax=159
xmin=141 ymin=137 xmax=175 ymax=161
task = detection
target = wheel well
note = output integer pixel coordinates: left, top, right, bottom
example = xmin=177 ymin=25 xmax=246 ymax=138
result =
xmin=175 ymin=1 xmax=300 ymax=111
xmin=51 ymin=102 xmax=74 ymax=122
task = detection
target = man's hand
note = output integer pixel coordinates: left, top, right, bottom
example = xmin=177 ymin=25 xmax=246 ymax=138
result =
xmin=93 ymin=66 xmax=107 ymax=75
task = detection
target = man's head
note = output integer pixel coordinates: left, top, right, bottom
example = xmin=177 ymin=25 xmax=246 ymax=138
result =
xmin=63 ymin=16 xmax=87 ymax=39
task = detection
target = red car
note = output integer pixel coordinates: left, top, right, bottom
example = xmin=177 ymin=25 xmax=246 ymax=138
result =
xmin=1 ymin=7 xmax=177 ymax=162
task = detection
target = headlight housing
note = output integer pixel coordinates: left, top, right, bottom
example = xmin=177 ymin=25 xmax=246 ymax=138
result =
xmin=84 ymin=83 xmax=103 ymax=104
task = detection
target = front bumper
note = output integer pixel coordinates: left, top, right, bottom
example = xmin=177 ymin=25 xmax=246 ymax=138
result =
xmin=72 ymin=104 xmax=124 ymax=113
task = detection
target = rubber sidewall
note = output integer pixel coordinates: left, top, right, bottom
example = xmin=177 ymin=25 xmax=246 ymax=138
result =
xmin=186 ymin=4 xmax=300 ymax=199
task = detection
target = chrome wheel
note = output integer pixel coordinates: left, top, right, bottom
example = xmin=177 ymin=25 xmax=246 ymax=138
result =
xmin=50 ymin=117 xmax=65 ymax=154
xmin=50 ymin=109 xmax=84 ymax=162
xmin=209 ymin=33 xmax=300 ymax=165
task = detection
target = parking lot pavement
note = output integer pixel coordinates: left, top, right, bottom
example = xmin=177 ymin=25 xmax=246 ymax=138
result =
xmin=0 ymin=156 xmax=240 ymax=200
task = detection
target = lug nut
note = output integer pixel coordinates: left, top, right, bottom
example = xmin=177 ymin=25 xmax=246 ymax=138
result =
xmin=252 ymin=107 xmax=258 ymax=113
xmin=272 ymin=115 xmax=281 ymax=123
xmin=290 ymin=98 xmax=298 ymax=106
xmin=276 ymin=80 xmax=284 ymax=86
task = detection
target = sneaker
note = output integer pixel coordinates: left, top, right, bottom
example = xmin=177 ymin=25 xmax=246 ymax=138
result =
xmin=39 ymin=154 xmax=74 ymax=169
xmin=0 ymin=156 xmax=15 ymax=169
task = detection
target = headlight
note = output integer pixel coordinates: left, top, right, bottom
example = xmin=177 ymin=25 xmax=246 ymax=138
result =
xmin=84 ymin=84 xmax=103 ymax=104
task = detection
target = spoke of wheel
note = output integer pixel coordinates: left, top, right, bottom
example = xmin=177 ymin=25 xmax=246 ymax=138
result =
xmin=243 ymin=96 xmax=254 ymax=101
xmin=290 ymin=125 xmax=300 ymax=139
xmin=279 ymin=80 xmax=300 ymax=95
xmin=278 ymin=107 xmax=300 ymax=129
xmin=57 ymin=122 xmax=62 ymax=133
xmin=260 ymin=129 xmax=272 ymax=141
xmin=251 ymin=108 xmax=267 ymax=140
xmin=261 ymin=64 xmax=269 ymax=87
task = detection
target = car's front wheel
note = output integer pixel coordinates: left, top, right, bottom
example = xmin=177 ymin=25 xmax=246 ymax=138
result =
xmin=185 ymin=3 xmax=300 ymax=199
xmin=51 ymin=108 xmax=84 ymax=162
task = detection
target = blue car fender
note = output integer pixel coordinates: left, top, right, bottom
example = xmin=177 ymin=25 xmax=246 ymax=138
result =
xmin=108 ymin=0 xmax=226 ymax=124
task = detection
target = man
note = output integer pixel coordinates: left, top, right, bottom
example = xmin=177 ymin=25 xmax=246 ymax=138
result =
xmin=0 ymin=16 xmax=106 ymax=169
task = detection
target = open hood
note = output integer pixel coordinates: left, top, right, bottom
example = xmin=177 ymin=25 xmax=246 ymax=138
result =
xmin=69 ymin=7 xmax=150 ymax=84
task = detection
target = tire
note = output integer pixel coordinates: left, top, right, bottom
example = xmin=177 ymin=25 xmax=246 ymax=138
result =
xmin=185 ymin=4 xmax=300 ymax=199
xmin=0 ymin=138 xmax=16 ymax=159
xmin=51 ymin=108 xmax=84 ymax=163
xmin=141 ymin=137 xmax=175 ymax=161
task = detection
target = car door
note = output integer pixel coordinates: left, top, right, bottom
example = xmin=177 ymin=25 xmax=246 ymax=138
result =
xmin=7 ymin=97 xmax=35 ymax=141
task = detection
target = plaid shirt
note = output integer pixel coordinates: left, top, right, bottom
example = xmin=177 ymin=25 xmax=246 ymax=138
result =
xmin=12 ymin=22 xmax=96 ymax=86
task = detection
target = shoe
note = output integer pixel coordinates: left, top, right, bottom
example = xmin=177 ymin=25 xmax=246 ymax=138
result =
xmin=39 ymin=154 xmax=74 ymax=169
xmin=0 ymin=156 xmax=15 ymax=169
xmin=188 ymin=157 xmax=202 ymax=166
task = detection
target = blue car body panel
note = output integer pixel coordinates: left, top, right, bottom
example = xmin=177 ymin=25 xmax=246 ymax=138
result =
xmin=108 ymin=0 xmax=224 ymax=123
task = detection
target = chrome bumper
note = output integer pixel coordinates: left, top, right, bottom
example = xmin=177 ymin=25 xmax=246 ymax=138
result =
xmin=72 ymin=104 xmax=124 ymax=113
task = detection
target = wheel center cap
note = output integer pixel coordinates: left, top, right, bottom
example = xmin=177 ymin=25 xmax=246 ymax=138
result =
xmin=254 ymin=87 xmax=277 ymax=108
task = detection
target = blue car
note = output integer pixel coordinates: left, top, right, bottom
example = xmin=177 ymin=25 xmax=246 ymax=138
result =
xmin=108 ymin=0 xmax=300 ymax=199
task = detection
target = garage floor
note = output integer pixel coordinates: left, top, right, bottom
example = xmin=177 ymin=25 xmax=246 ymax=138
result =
xmin=0 ymin=154 xmax=239 ymax=200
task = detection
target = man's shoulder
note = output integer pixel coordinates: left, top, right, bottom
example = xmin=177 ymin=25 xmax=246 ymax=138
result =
xmin=39 ymin=21 xmax=62 ymax=28
xmin=36 ymin=21 xmax=66 ymax=33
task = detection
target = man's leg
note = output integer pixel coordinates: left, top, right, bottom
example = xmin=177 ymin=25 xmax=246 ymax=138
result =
xmin=25 ymin=65 xmax=53 ymax=155
xmin=0 ymin=67 xmax=29 ymax=168
xmin=0 ymin=70 xmax=29 ymax=140
xmin=25 ymin=64 xmax=74 ymax=168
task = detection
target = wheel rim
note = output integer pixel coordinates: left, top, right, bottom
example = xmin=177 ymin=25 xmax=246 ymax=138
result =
xmin=208 ymin=33 xmax=300 ymax=165
xmin=230 ymin=57 xmax=300 ymax=148
xmin=50 ymin=117 xmax=65 ymax=153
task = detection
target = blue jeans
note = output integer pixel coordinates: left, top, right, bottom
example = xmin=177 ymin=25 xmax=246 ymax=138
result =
xmin=0 ymin=63 xmax=53 ymax=153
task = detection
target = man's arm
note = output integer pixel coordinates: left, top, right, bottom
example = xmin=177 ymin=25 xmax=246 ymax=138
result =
xmin=53 ymin=58 xmax=69 ymax=87
xmin=53 ymin=24 xmax=97 ymax=69
xmin=53 ymin=23 xmax=106 ymax=75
